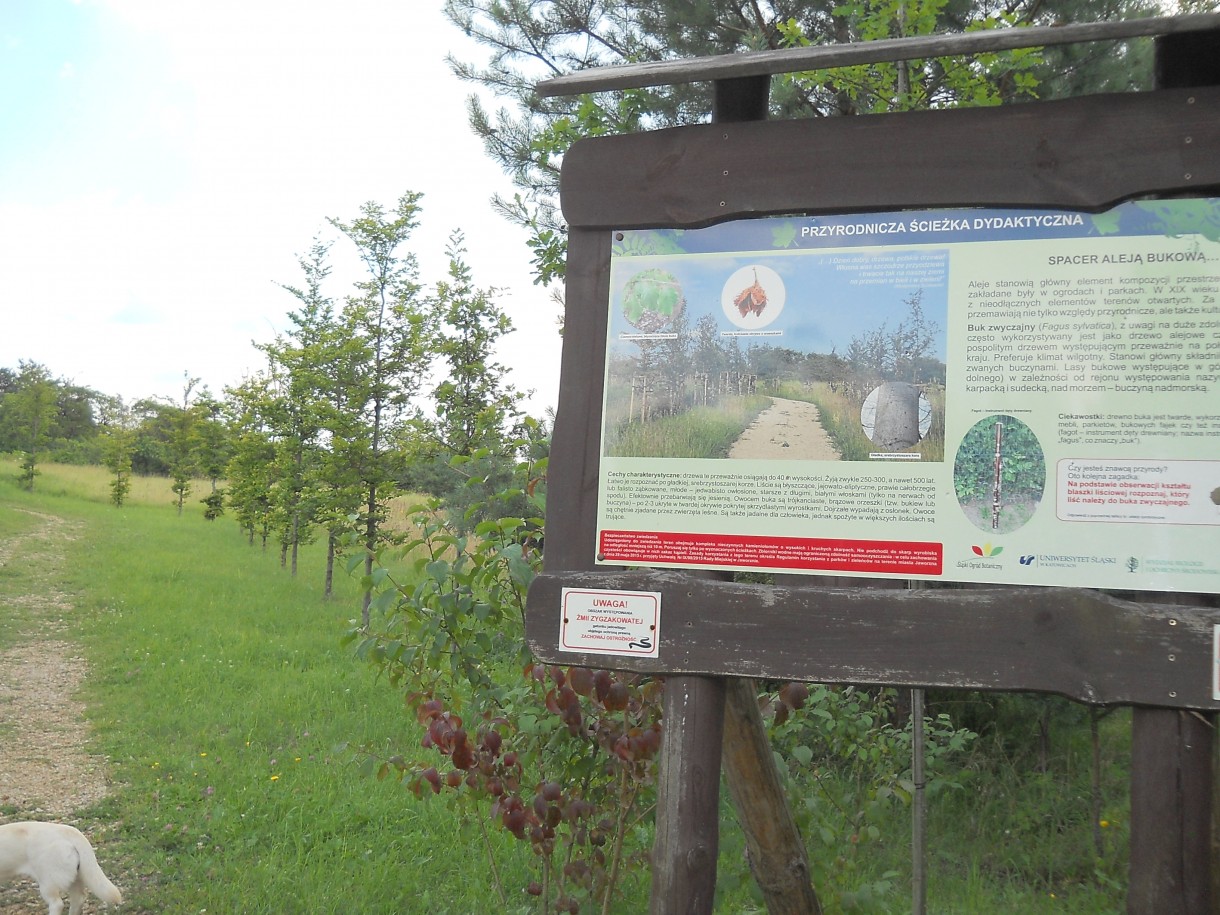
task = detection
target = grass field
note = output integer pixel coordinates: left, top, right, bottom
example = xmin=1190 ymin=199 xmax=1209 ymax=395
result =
xmin=0 ymin=460 xmax=1133 ymax=913
xmin=0 ymin=462 xmax=545 ymax=914
xmin=603 ymin=395 xmax=770 ymax=458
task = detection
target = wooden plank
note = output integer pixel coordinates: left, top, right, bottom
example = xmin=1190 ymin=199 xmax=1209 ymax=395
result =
xmin=650 ymin=675 xmax=726 ymax=914
xmin=537 ymin=13 xmax=1220 ymax=97
xmin=527 ymin=570 xmax=1220 ymax=709
xmin=721 ymin=677 xmax=821 ymax=914
xmin=560 ymin=85 xmax=1220 ymax=229
xmin=543 ymin=226 xmax=612 ymax=576
xmin=1128 ymin=708 xmax=1214 ymax=913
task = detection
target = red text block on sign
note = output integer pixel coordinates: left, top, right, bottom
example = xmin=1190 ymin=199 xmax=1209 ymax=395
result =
xmin=598 ymin=530 xmax=943 ymax=575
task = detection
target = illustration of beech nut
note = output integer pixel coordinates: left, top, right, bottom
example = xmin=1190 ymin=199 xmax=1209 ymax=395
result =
xmin=1212 ymin=486 xmax=1220 ymax=505
xmin=733 ymin=268 xmax=768 ymax=318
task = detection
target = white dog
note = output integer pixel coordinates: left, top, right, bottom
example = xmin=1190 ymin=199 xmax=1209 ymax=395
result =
xmin=0 ymin=821 xmax=122 ymax=914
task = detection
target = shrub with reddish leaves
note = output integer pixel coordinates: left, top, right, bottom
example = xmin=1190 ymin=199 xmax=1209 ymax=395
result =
xmin=391 ymin=666 xmax=663 ymax=911
xmin=350 ymin=466 xmax=664 ymax=912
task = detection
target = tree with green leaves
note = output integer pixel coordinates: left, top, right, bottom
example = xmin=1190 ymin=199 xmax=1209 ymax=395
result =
xmin=329 ymin=193 xmax=437 ymax=624
xmin=428 ymin=231 xmax=525 ymax=456
xmin=165 ymin=374 xmax=205 ymax=515
xmin=254 ymin=237 xmax=361 ymax=581
xmin=224 ymin=375 xmax=279 ymax=548
xmin=192 ymin=394 xmax=232 ymax=520
xmin=1 ymin=361 xmax=60 ymax=490
xmin=413 ymin=230 xmax=532 ymax=527
xmin=98 ymin=397 xmax=138 ymax=507
xmin=775 ymin=0 xmax=1043 ymax=115
xmin=445 ymin=0 xmax=1164 ymax=284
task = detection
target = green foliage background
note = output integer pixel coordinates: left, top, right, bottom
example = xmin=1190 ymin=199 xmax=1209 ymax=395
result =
xmin=953 ymin=414 xmax=1046 ymax=504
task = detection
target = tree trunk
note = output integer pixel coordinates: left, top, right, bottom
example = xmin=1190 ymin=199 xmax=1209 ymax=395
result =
xmin=290 ymin=511 xmax=300 ymax=577
xmin=362 ymin=480 xmax=377 ymax=627
xmin=324 ymin=533 xmax=335 ymax=599
xmin=871 ymin=381 xmax=921 ymax=449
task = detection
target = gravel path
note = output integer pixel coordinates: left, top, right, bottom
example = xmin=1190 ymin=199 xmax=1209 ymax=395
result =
xmin=0 ymin=509 xmax=113 ymax=914
xmin=728 ymin=397 xmax=842 ymax=461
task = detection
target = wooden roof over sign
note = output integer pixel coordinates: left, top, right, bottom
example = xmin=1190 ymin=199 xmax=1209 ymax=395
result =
xmin=536 ymin=11 xmax=1220 ymax=98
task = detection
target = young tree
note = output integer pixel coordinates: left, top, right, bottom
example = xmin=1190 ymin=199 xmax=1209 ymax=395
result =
xmin=846 ymin=290 xmax=942 ymax=382
xmin=1 ymin=361 xmax=59 ymax=490
xmin=246 ymin=239 xmax=349 ymax=576
xmin=166 ymin=375 xmax=205 ymax=515
xmin=194 ymin=394 xmax=232 ymax=520
xmin=329 ymin=193 xmax=436 ymax=623
xmin=428 ymin=230 xmax=525 ymax=458
xmin=410 ymin=231 xmax=534 ymax=528
xmin=224 ymin=375 xmax=279 ymax=548
xmin=98 ymin=397 xmax=138 ymax=507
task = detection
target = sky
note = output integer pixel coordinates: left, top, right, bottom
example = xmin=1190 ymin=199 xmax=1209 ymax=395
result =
xmin=0 ymin=0 xmax=563 ymax=413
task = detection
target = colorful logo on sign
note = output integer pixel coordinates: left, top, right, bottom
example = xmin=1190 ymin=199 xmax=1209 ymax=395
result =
xmin=971 ymin=543 xmax=1003 ymax=558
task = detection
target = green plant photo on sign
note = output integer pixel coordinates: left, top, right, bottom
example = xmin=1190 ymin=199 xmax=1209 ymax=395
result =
xmin=620 ymin=268 xmax=685 ymax=332
xmin=953 ymin=414 xmax=1046 ymax=534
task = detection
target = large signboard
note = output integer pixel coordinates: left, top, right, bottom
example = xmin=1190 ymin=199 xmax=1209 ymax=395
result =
xmin=595 ymin=197 xmax=1220 ymax=592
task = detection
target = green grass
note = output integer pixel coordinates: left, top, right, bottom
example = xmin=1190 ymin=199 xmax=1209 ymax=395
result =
xmin=0 ymin=461 xmax=1132 ymax=913
xmin=604 ymin=395 xmax=770 ymax=458
xmin=0 ymin=502 xmax=45 ymax=644
xmin=0 ymin=462 xmax=539 ymax=913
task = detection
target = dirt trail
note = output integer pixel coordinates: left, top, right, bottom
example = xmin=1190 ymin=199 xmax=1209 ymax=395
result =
xmin=728 ymin=397 xmax=841 ymax=461
xmin=0 ymin=509 xmax=110 ymax=818
xmin=0 ymin=509 xmax=123 ymax=913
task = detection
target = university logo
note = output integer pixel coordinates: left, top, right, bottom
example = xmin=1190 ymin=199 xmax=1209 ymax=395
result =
xmin=1019 ymin=554 xmax=1036 ymax=566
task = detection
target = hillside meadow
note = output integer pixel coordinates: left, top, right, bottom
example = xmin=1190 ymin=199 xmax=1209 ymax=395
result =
xmin=0 ymin=460 xmax=1133 ymax=913
xmin=0 ymin=461 xmax=553 ymax=914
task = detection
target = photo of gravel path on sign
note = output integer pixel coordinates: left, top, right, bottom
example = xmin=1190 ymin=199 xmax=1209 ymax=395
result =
xmin=602 ymin=232 xmax=949 ymax=463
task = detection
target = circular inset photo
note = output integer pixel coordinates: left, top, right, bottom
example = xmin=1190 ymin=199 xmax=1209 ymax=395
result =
xmin=721 ymin=264 xmax=785 ymax=330
xmin=621 ymin=268 xmax=685 ymax=333
xmin=860 ymin=382 xmax=933 ymax=450
xmin=953 ymin=414 xmax=1045 ymax=534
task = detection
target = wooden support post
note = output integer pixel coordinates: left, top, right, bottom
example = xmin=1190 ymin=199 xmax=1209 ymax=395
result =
xmin=1126 ymin=32 xmax=1220 ymax=912
xmin=650 ymin=73 xmax=775 ymax=915
xmin=722 ymin=678 xmax=822 ymax=915
xmin=1154 ymin=25 xmax=1220 ymax=89
xmin=713 ymin=74 xmax=770 ymax=123
xmin=651 ymin=675 xmax=727 ymax=914
xmin=1129 ymin=708 xmax=1214 ymax=914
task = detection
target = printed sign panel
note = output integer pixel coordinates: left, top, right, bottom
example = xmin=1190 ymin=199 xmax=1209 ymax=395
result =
xmin=559 ymin=588 xmax=662 ymax=657
xmin=596 ymin=198 xmax=1220 ymax=592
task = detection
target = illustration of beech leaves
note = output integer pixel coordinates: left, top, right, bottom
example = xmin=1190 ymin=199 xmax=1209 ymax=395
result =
xmin=621 ymin=268 xmax=683 ymax=328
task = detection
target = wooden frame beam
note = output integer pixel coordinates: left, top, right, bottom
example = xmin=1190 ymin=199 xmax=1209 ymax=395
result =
xmin=537 ymin=13 xmax=1220 ymax=98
